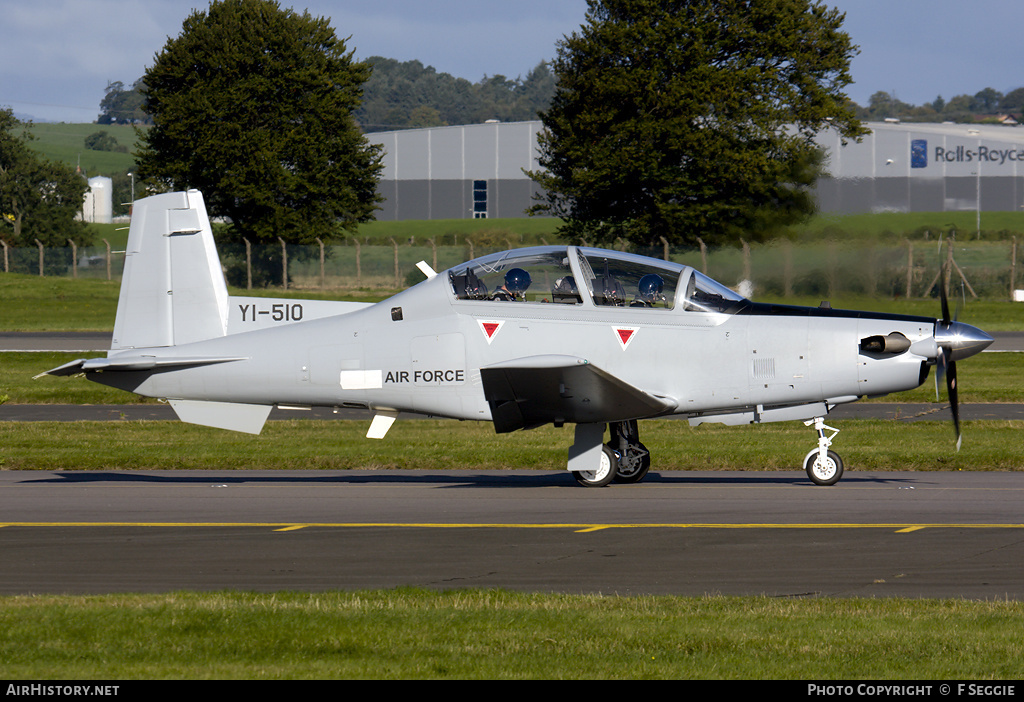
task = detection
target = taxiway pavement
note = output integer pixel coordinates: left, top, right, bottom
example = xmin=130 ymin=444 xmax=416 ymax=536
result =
xmin=2 ymin=469 xmax=1024 ymax=599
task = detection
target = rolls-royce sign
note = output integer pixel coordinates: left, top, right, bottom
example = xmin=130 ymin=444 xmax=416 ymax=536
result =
xmin=912 ymin=138 xmax=1024 ymax=169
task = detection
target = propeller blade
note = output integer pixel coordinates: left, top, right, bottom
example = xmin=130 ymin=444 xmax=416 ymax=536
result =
xmin=934 ymin=345 xmax=962 ymax=450
xmin=933 ymin=251 xmax=985 ymax=452
xmin=954 ymin=279 xmax=965 ymax=323
xmin=939 ymin=262 xmax=951 ymax=324
xmin=947 ymin=357 xmax=961 ymax=452
xmin=934 ymin=346 xmax=945 ymax=402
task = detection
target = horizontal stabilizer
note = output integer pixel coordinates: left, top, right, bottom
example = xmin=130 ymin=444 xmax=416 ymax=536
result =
xmin=36 ymin=359 xmax=91 ymax=378
xmin=169 ymin=399 xmax=272 ymax=435
xmin=480 ymin=355 xmax=676 ymax=433
xmin=39 ymin=355 xmax=247 ymax=377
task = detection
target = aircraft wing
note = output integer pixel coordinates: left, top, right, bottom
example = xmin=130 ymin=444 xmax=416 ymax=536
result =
xmin=479 ymin=355 xmax=677 ymax=433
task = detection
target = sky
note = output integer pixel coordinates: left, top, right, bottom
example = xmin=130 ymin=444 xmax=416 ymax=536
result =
xmin=1 ymin=0 xmax=1021 ymax=123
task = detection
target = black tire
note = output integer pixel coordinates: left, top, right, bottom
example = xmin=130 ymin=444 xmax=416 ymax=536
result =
xmin=572 ymin=445 xmax=618 ymax=487
xmin=612 ymin=442 xmax=651 ymax=484
xmin=804 ymin=449 xmax=844 ymax=486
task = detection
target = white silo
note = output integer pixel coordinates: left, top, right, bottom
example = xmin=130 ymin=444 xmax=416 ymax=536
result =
xmin=82 ymin=176 xmax=113 ymax=223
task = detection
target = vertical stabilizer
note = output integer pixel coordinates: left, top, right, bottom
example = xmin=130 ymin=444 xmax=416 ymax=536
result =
xmin=111 ymin=190 xmax=229 ymax=350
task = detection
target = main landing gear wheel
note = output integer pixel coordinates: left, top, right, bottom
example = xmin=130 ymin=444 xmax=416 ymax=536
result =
xmin=572 ymin=445 xmax=619 ymax=487
xmin=804 ymin=449 xmax=844 ymax=486
xmin=610 ymin=442 xmax=651 ymax=484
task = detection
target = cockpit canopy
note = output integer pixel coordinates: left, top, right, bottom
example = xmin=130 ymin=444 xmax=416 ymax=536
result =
xmin=448 ymin=245 xmax=747 ymax=314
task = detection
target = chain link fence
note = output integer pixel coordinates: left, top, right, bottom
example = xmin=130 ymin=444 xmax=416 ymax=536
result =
xmin=3 ymin=236 xmax=1020 ymax=301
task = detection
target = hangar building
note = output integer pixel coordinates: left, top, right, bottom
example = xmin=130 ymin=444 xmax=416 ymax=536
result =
xmin=366 ymin=120 xmax=1024 ymax=220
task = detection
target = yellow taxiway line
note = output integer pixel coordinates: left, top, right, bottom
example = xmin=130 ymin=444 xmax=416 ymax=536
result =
xmin=3 ymin=522 xmax=1024 ymax=533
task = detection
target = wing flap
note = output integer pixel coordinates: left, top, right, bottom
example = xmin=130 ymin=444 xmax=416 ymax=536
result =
xmin=479 ymin=355 xmax=676 ymax=433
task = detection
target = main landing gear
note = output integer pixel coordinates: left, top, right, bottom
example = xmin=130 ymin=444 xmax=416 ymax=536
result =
xmin=570 ymin=420 xmax=651 ymax=487
xmin=803 ymin=417 xmax=844 ymax=486
xmin=607 ymin=419 xmax=651 ymax=484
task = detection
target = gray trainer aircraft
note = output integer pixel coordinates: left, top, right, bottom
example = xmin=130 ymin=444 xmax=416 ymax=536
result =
xmin=45 ymin=190 xmax=993 ymax=486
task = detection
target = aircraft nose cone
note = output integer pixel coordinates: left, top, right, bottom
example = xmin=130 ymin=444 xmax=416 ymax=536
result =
xmin=935 ymin=321 xmax=993 ymax=362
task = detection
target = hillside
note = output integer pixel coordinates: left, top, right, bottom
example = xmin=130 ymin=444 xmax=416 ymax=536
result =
xmin=26 ymin=122 xmax=138 ymax=176
xmin=21 ymin=123 xmax=141 ymax=217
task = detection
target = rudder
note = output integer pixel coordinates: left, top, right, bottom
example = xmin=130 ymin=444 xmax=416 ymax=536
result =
xmin=111 ymin=190 xmax=229 ymax=350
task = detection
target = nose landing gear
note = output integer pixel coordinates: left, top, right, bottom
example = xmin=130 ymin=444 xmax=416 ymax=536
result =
xmin=803 ymin=417 xmax=844 ymax=486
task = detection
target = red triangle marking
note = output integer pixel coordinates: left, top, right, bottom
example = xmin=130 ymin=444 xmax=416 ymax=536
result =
xmin=482 ymin=322 xmax=500 ymax=338
xmin=616 ymin=328 xmax=635 ymax=345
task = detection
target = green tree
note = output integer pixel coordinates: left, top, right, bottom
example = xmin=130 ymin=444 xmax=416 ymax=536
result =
xmin=84 ymin=131 xmax=126 ymax=153
xmin=1001 ymin=87 xmax=1024 ymax=112
xmin=972 ymin=87 xmax=1004 ymax=114
xmin=357 ymin=58 xmax=479 ymax=131
xmin=98 ymin=80 xmax=150 ymax=125
xmin=515 ymin=62 xmax=558 ymax=120
xmin=0 ymin=109 xmax=88 ymax=247
xmin=867 ymin=91 xmax=914 ymax=120
xmin=356 ymin=58 xmax=556 ymax=132
xmin=135 ymin=0 xmax=383 ymax=247
xmin=943 ymin=94 xmax=975 ymax=121
xmin=528 ymin=0 xmax=865 ymax=247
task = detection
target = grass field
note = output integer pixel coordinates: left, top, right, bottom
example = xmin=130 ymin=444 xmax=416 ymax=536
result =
xmin=2 ymin=590 xmax=1023 ymax=679
xmin=2 ymin=416 xmax=1022 ymax=473
xmin=75 ymin=210 xmax=1024 ymax=256
xmin=26 ymin=122 xmax=138 ymax=176
xmin=790 ymin=210 xmax=1024 ymax=240
xmin=2 ymin=270 xmax=1022 ymax=332
xmin=75 ymin=215 xmax=566 ymax=253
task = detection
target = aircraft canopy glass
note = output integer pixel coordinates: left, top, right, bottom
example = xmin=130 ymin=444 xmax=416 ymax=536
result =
xmin=575 ymin=248 xmax=679 ymax=309
xmin=682 ymin=268 xmax=747 ymax=314
xmin=448 ymin=247 xmax=577 ymax=303
xmin=448 ymin=245 xmax=747 ymax=314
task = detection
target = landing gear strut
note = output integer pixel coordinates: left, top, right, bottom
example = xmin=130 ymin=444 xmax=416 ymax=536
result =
xmin=803 ymin=417 xmax=844 ymax=485
xmin=608 ymin=420 xmax=651 ymax=484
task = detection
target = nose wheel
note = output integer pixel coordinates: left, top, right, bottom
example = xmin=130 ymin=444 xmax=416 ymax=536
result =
xmin=803 ymin=417 xmax=844 ymax=485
